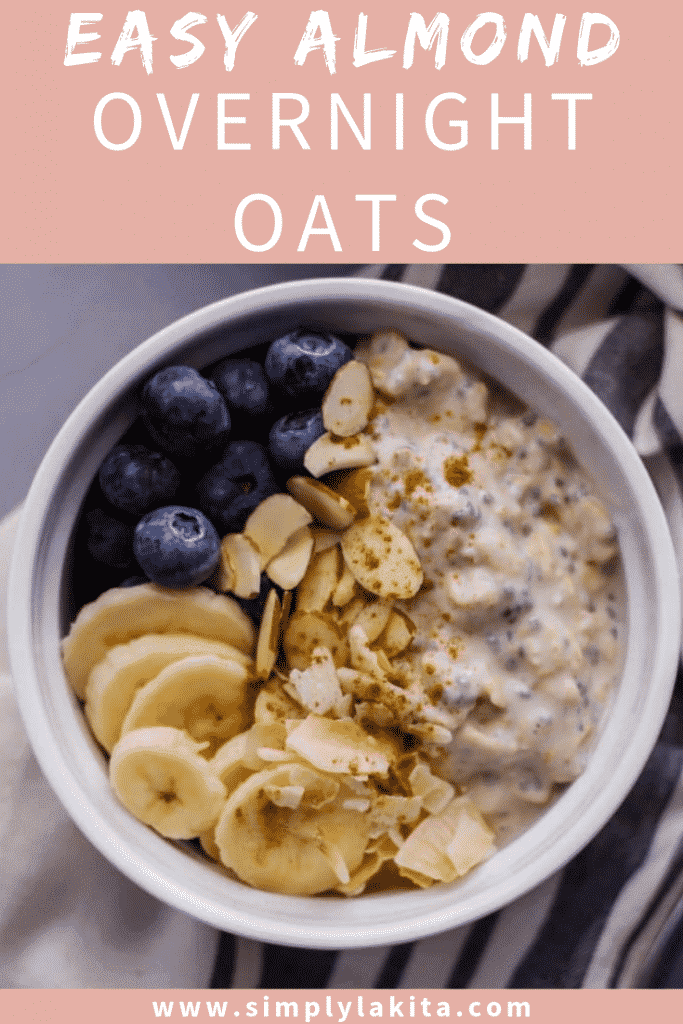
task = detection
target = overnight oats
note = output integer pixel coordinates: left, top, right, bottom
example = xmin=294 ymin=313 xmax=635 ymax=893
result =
xmin=61 ymin=328 xmax=623 ymax=896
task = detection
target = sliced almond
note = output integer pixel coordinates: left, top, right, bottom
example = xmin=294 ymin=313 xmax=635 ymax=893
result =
xmin=219 ymin=534 xmax=261 ymax=599
xmin=327 ymin=467 xmax=373 ymax=518
xmin=283 ymin=610 xmax=349 ymax=671
xmin=280 ymin=590 xmax=293 ymax=630
xmin=216 ymin=549 xmax=236 ymax=593
xmin=243 ymin=493 xmax=312 ymax=567
xmin=304 ymin=432 xmax=377 ymax=478
xmin=341 ymin=515 xmax=423 ymax=600
xmin=310 ymin=527 xmax=343 ymax=553
xmin=331 ymin=563 xmax=358 ymax=608
xmin=296 ymin=546 xmax=342 ymax=613
xmin=322 ymin=360 xmax=374 ymax=437
xmin=353 ymin=600 xmax=392 ymax=644
xmin=265 ymin=525 xmax=314 ymax=590
xmin=380 ymin=610 xmax=416 ymax=657
xmin=287 ymin=476 xmax=357 ymax=530
xmin=255 ymin=588 xmax=282 ymax=681
xmin=336 ymin=595 xmax=369 ymax=629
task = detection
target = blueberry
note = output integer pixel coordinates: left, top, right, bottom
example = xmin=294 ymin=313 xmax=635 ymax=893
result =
xmin=211 ymin=358 xmax=271 ymax=417
xmin=86 ymin=508 xmax=134 ymax=569
xmin=269 ymin=408 xmax=325 ymax=475
xmin=133 ymin=505 xmax=220 ymax=588
xmin=98 ymin=444 xmax=180 ymax=516
xmin=264 ymin=331 xmax=352 ymax=403
xmin=141 ymin=366 xmax=231 ymax=458
xmin=196 ymin=441 xmax=278 ymax=533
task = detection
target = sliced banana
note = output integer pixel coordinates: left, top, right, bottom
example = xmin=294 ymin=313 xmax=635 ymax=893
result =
xmin=214 ymin=764 xmax=372 ymax=895
xmin=85 ymin=633 xmax=253 ymax=754
xmin=110 ymin=726 xmax=227 ymax=840
xmin=119 ymin=654 xmax=252 ymax=750
xmin=63 ymin=584 xmax=255 ymax=699
xmin=209 ymin=722 xmax=287 ymax=793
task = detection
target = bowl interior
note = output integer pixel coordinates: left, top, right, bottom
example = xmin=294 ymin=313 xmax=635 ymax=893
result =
xmin=9 ymin=278 xmax=681 ymax=948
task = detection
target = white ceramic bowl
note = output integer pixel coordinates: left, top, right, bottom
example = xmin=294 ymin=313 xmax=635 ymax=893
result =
xmin=8 ymin=278 xmax=681 ymax=948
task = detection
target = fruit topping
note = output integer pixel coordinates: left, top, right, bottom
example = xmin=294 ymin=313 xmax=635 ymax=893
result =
xmin=268 ymin=408 xmax=325 ymax=475
xmin=264 ymin=331 xmax=353 ymax=403
xmin=98 ymin=444 xmax=180 ymax=516
xmin=133 ymin=505 xmax=220 ymax=588
xmin=141 ymin=365 xmax=231 ymax=457
xmin=196 ymin=440 xmax=279 ymax=534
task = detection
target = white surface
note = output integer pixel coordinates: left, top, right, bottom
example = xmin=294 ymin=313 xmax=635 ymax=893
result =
xmin=8 ymin=278 xmax=681 ymax=949
xmin=0 ymin=265 xmax=357 ymax=520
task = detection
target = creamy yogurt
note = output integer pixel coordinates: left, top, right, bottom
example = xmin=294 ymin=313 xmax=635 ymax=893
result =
xmin=355 ymin=333 xmax=623 ymax=844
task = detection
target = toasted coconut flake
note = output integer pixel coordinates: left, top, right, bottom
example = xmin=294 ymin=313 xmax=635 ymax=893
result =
xmin=394 ymin=797 xmax=494 ymax=884
xmin=287 ymin=646 xmax=347 ymax=716
xmin=285 ymin=715 xmax=393 ymax=776
xmin=409 ymin=763 xmax=455 ymax=814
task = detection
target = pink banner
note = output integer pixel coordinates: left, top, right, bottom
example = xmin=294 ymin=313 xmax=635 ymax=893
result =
xmin=5 ymin=1 xmax=682 ymax=261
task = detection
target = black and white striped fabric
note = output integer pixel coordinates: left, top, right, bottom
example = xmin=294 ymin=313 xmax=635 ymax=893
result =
xmin=208 ymin=264 xmax=683 ymax=990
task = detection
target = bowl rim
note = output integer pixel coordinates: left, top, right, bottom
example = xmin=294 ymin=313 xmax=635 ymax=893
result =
xmin=7 ymin=276 xmax=682 ymax=948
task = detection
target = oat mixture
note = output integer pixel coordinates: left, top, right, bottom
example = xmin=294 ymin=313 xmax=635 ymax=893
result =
xmin=63 ymin=330 xmax=623 ymax=895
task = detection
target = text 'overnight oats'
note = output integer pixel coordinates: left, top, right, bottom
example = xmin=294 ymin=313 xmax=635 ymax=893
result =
xmin=61 ymin=328 xmax=623 ymax=896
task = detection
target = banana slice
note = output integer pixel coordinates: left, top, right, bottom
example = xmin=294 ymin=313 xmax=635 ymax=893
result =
xmin=63 ymin=584 xmax=256 ymax=699
xmin=214 ymin=764 xmax=372 ymax=895
xmin=85 ymin=633 xmax=254 ymax=754
xmin=119 ymin=654 xmax=252 ymax=750
xmin=110 ymin=726 xmax=227 ymax=840
xmin=210 ymin=722 xmax=288 ymax=791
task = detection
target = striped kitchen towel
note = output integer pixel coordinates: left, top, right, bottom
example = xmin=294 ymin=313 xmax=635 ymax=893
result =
xmin=210 ymin=264 xmax=683 ymax=990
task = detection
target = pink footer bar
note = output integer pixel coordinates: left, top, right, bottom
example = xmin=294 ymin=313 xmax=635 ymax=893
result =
xmin=0 ymin=989 xmax=680 ymax=1023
